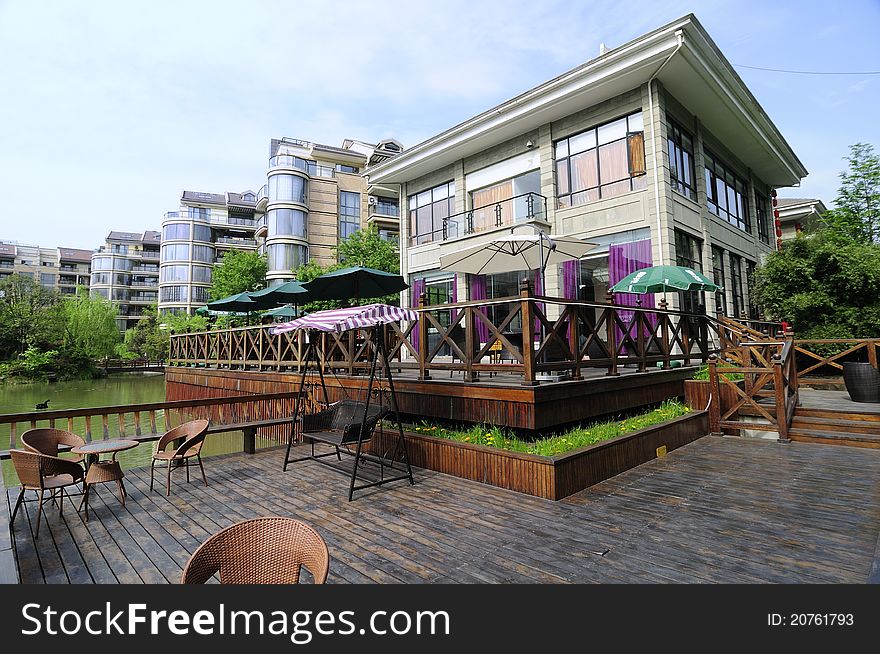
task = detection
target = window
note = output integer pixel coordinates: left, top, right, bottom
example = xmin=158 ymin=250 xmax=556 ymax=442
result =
xmin=408 ymin=181 xmax=455 ymax=246
xmin=307 ymin=161 xmax=334 ymax=178
xmin=469 ymin=170 xmax=541 ymax=235
xmin=163 ymin=223 xmax=190 ymax=241
xmin=746 ymin=260 xmax=759 ymax=319
xmin=705 ymin=152 xmax=750 ymax=233
xmin=112 ymin=257 xmax=132 ymax=272
xmin=91 ymin=287 xmax=109 ymax=299
xmin=268 ymin=208 xmax=308 ymax=238
xmin=268 ymin=173 xmax=308 ymax=203
xmin=192 ymin=224 xmax=213 ymax=242
xmin=188 ymin=207 xmax=210 ymax=220
xmin=555 ymin=112 xmax=647 ymax=208
xmin=755 ymin=192 xmax=770 ymax=244
xmin=112 ymin=288 xmax=130 ymax=301
xmin=339 ymin=191 xmax=361 ymax=241
xmin=667 ymin=119 xmax=696 ymax=200
xmin=674 ymin=230 xmax=703 ymax=314
xmin=729 ymin=253 xmax=745 ymax=317
xmin=92 ymin=256 xmax=112 ymax=270
xmin=41 ymin=261 xmax=54 ymax=267
xmin=485 ymin=270 xmax=540 ymax=331
xmin=335 ymin=164 xmax=359 ymax=174
xmin=192 ymin=265 xmax=212 ymax=284
xmin=711 ymin=246 xmax=727 ymax=315
xmin=267 ymin=243 xmax=307 ymax=272
xmin=40 ymin=273 xmax=56 ymax=287
xmin=192 ymin=245 xmax=214 ymax=263
xmin=111 ymin=244 xmax=129 ymax=254
xmin=161 ymin=243 xmax=190 ymax=261
xmin=378 ymin=229 xmax=399 ymax=246
xmin=91 ymin=271 xmax=112 ymax=285
xmin=191 ymin=287 xmax=210 ymax=303
xmin=371 ymin=198 xmax=399 ymax=217
xmin=159 ymin=286 xmax=188 ymax=303
xmin=421 ymin=275 xmax=456 ymax=355
xmin=160 ymin=265 xmax=189 ymax=283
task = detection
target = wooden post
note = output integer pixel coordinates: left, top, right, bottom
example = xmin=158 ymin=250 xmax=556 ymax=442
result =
xmin=659 ymin=297 xmax=670 ymax=369
xmin=418 ymin=292 xmax=430 ymax=380
xmin=605 ymin=290 xmax=619 ymax=376
xmin=773 ymin=353 xmax=790 ymax=443
xmin=520 ymin=278 xmax=537 ymax=386
xmin=707 ymin=354 xmax=722 ymax=436
xmin=785 ymin=328 xmax=799 ymax=399
xmin=869 ymin=337 xmax=878 ymax=370
xmin=243 ymin=427 xmax=256 ymax=454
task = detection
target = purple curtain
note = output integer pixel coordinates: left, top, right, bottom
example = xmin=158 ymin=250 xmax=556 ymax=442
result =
xmin=533 ymin=269 xmax=543 ymax=341
xmin=609 ymin=238 xmax=654 ymax=346
xmin=410 ymin=277 xmax=425 ymax=352
xmin=469 ymin=274 xmax=489 ymax=343
xmin=562 ymin=260 xmax=578 ymax=299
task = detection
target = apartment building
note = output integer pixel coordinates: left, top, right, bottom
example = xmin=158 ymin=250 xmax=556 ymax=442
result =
xmin=776 ymin=198 xmax=827 ymax=240
xmin=158 ymin=190 xmax=261 ymax=314
xmin=0 ymin=241 xmax=92 ymax=294
xmin=366 ymin=14 xmax=807 ymax=322
xmin=258 ymin=137 xmax=403 ymax=286
xmin=90 ymin=231 xmax=161 ymax=331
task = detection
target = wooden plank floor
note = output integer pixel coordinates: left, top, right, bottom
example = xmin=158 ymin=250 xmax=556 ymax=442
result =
xmin=7 ymin=436 xmax=880 ymax=583
xmin=798 ymin=388 xmax=880 ymax=414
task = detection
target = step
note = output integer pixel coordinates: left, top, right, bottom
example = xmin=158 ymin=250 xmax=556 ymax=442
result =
xmin=795 ymin=407 xmax=880 ymax=422
xmin=790 ymin=416 xmax=880 ymax=435
xmin=787 ymin=428 xmax=880 ymax=449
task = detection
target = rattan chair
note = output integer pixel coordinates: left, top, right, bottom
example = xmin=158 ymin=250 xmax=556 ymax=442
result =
xmin=9 ymin=449 xmax=85 ymax=538
xmin=150 ymin=419 xmax=210 ymax=496
xmin=180 ymin=516 xmax=330 ymax=584
xmin=21 ymin=427 xmax=87 ymax=465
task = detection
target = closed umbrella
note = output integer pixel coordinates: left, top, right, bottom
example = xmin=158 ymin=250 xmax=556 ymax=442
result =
xmin=609 ymin=265 xmax=721 ymax=294
xmin=303 ymin=266 xmax=408 ymax=304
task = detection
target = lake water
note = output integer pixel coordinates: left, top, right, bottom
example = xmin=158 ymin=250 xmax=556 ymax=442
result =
xmin=1 ymin=373 xmax=276 ymax=486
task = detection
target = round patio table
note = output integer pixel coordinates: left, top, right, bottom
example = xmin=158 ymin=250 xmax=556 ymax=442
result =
xmin=71 ymin=439 xmax=139 ymax=522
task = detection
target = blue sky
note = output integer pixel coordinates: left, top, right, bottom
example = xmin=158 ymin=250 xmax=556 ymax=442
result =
xmin=0 ymin=0 xmax=878 ymax=250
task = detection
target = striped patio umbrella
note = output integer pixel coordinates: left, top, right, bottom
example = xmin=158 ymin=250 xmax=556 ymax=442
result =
xmin=609 ymin=265 xmax=721 ymax=294
xmin=272 ymin=303 xmax=418 ymax=334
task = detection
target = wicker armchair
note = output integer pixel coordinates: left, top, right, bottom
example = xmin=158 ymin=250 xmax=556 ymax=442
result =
xmin=150 ymin=419 xmax=210 ymax=496
xmin=21 ymin=427 xmax=87 ymax=465
xmin=180 ymin=516 xmax=330 ymax=584
xmin=9 ymin=449 xmax=85 ymax=538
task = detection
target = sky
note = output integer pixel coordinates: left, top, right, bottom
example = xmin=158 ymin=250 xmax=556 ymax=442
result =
xmin=0 ymin=0 xmax=878 ymax=250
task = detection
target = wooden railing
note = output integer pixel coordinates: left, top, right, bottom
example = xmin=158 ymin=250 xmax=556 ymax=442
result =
xmin=101 ymin=358 xmax=166 ymax=370
xmin=708 ymin=331 xmax=799 ymax=441
xmin=170 ymin=281 xmax=749 ymax=384
xmin=0 ymin=391 xmax=305 ymax=458
xmin=792 ymin=338 xmax=880 ymax=380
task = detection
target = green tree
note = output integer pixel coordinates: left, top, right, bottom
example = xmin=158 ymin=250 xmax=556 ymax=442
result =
xmin=209 ymin=250 xmax=268 ymax=300
xmin=59 ymin=287 xmax=121 ymax=359
xmin=123 ymin=304 xmax=169 ymax=360
xmin=821 ymin=143 xmax=880 ymax=243
xmin=753 ymin=232 xmax=880 ymax=339
xmin=0 ymin=273 xmax=61 ymax=358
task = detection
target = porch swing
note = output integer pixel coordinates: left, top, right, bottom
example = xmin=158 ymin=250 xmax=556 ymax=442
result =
xmin=275 ymin=305 xmax=416 ymax=501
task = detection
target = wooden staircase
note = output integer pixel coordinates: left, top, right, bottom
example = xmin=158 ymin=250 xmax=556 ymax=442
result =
xmin=788 ymin=407 xmax=880 ymax=449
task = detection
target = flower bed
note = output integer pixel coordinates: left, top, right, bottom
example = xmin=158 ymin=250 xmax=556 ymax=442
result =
xmin=372 ymin=405 xmax=708 ymax=500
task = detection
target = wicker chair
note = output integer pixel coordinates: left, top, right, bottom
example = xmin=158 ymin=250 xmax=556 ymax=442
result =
xmin=150 ymin=419 xmax=210 ymax=496
xmin=9 ymin=449 xmax=85 ymax=538
xmin=21 ymin=427 xmax=87 ymax=465
xmin=180 ymin=516 xmax=330 ymax=584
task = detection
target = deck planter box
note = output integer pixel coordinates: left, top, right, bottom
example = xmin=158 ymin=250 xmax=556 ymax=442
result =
xmin=842 ymin=362 xmax=880 ymax=403
xmin=369 ymin=411 xmax=708 ymax=500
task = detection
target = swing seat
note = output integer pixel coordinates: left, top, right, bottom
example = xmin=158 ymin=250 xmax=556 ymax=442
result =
xmin=301 ymin=400 xmax=389 ymax=447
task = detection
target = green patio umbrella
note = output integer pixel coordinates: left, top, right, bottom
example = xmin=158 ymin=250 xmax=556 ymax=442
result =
xmin=610 ymin=265 xmax=721 ymax=294
xmin=303 ymin=266 xmax=408 ymax=303
xmin=206 ymin=291 xmax=258 ymax=313
xmin=248 ymin=280 xmax=310 ymax=309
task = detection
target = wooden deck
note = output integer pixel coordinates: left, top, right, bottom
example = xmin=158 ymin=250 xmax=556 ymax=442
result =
xmin=7 ymin=436 xmax=880 ymax=583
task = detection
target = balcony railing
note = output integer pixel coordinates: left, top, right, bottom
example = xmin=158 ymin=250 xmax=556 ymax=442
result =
xmin=257 ymin=184 xmax=268 ymax=202
xmin=0 ymin=261 xmax=15 ymax=269
xmin=268 ymin=155 xmax=335 ymax=178
xmin=130 ymin=279 xmax=159 ymax=288
xmin=409 ymin=192 xmax=548 ymax=246
xmin=210 ymin=216 xmax=255 ymax=228
xmin=138 ymin=250 xmax=160 ymax=260
xmin=129 ymin=293 xmax=158 ymax=303
xmin=132 ymin=265 xmax=159 ymax=273
xmin=369 ymin=201 xmax=400 ymax=218
xmin=215 ymin=236 xmax=257 ymax=247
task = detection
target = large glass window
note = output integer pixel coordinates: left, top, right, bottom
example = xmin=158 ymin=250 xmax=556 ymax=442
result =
xmin=335 ymin=164 xmax=359 ymax=174
xmin=711 ymin=246 xmax=727 ymax=315
xmin=91 ymin=271 xmax=112 ymax=285
xmin=112 ymin=288 xmax=130 ymax=301
xmin=191 ymin=287 xmax=210 ymax=304
xmin=729 ymin=253 xmax=745 ymax=317
xmin=113 ymin=257 xmax=132 ymax=272
xmin=746 ymin=260 xmax=759 ymax=319
xmin=159 ymin=286 xmax=188 ymax=303
xmin=267 ymin=243 xmax=308 ymax=272
xmin=40 ymin=273 xmax=55 ymax=287
xmin=113 ymin=273 xmax=131 ymax=286
xmin=91 ymin=288 xmax=109 ymax=299
xmin=92 ymin=256 xmax=112 ymax=270
xmin=192 ymin=245 xmax=214 ymax=263
xmin=268 ymin=174 xmax=308 ymax=203
xmin=163 ymin=223 xmax=190 ymax=241
xmin=160 ymin=265 xmax=189 ymax=282
xmin=193 ymin=224 xmax=213 ymax=242
xmin=555 ymin=112 xmax=647 ymax=208
xmin=268 ymin=208 xmax=308 ymax=238
xmin=468 ymin=170 xmax=542 ymax=235
xmin=192 ymin=265 xmax=212 ymax=284
xmin=111 ymin=244 xmax=129 ymax=254
xmin=705 ymin=152 xmax=750 ymax=233
xmin=161 ymin=243 xmax=190 ymax=261
xmin=667 ymin=119 xmax=696 ymax=200
xmin=755 ymin=192 xmax=770 ymax=244
xmin=408 ymin=181 xmax=455 ymax=246
xmin=339 ymin=191 xmax=361 ymax=241
xmin=674 ymin=230 xmax=703 ymax=314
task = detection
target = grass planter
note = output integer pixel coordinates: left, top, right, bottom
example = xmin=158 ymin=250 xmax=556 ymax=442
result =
xmin=371 ymin=411 xmax=708 ymax=500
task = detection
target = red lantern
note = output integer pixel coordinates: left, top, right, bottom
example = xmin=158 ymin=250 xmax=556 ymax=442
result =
xmin=776 ymin=227 xmax=783 ymax=237
xmin=771 ymin=197 xmax=778 ymax=207
xmin=773 ymin=209 xmax=780 ymax=219
xmin=776 ymin=237 xmax=783 ymax=249
xmin=771 ymin=189 xmax=777 ymax=197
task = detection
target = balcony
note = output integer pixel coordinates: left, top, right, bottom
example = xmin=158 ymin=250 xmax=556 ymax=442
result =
xmin=129 ymin=293 xmax=158 ymax=304
xmin=369 ymin=200 xmax=400 ymax=218
xmin=215 ymin=236 xmax=257 ymax=248
xmin=59 ymin=264 xmax=79 ymax=273
xmin=209 ymin=215 xmax=256 ymax=229
xmin=138 ymin=250 xmax=160 ymax=260
xmin=130 ymin=279 xmax=159 ymax=288
xmin=0 ymin=261 xmax=14 ymax=270
xmin=257 ymin=184 xmax=268 ymax=203
xmin=132 ymin=265 xmax=159 ymax=274
xmin=409 ymin=192 xmax=548 ymax=247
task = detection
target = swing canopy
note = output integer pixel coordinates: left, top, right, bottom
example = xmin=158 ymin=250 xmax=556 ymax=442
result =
xmin=271 ymin=303 xmax=418 ymax=335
